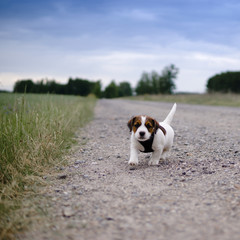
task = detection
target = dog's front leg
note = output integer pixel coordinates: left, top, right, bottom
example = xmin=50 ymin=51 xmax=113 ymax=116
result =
xmin=148 ymin=149 xmax=163 ymax=166
xmin=128 ymin=145 xmax=139 ymax=166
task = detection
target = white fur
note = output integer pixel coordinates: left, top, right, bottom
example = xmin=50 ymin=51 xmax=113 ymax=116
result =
xmin=128 ymin=103 xmax=176 ymax=166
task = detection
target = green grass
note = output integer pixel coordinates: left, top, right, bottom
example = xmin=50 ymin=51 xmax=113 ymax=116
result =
xmin=0 ymin=93 xmax=96 ymax=239
xmin=127 ymin=93 xmax=240 ymax=107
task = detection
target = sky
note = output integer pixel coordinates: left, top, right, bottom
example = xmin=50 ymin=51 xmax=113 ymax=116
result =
xmin=0 ymin=0 xmax=240 ymax=93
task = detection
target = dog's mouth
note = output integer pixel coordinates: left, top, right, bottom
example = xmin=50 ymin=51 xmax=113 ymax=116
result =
xmin=137 ymin=136 xmax=148 ymax=141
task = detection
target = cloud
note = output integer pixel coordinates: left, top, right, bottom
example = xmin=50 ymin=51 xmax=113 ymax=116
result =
xmin=193 ymin=52 xmax=239 ymax=66
xmin=114 ymin=8 xmax=157 ymax=21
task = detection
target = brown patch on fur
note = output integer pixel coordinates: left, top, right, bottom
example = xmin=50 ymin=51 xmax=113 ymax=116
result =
xmin=145 ymin=116 xmax=160 ymax=134
xmin=145 ymin=117 xmax=155 ymax=134
xmin=127 ymin=116 xmax=142 ymax=133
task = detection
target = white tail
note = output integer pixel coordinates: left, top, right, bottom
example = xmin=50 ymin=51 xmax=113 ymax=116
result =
xmin=163 ymin=103 xmax=177 ymax=125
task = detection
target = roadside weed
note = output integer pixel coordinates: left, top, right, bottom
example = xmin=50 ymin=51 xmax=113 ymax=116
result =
xmin=0 ymin=93 xmax=96 ymax=239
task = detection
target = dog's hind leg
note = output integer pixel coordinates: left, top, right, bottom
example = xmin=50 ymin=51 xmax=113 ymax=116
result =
xmin=160 ymin=149 xmax=169 ymax=161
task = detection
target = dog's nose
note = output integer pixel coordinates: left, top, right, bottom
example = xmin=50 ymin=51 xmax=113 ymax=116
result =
xmin=139 ymin=131 xmax=145 ymax=137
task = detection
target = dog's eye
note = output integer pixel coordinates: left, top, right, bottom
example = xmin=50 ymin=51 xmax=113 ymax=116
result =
xmin=134 ymin=123 xmax=140 ymax=128
xmin=146 ymin=123 xmax=152 ymax=128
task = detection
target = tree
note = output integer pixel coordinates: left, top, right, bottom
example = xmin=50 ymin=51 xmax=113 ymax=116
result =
xmin=159 ymin=64 xmax=178 ymax=94
xmin=92 ymin=80 xmax=102 ymax=98
xmin=13 ymin=79 xmax=35 ymax=93
xmin=135 ymin=72 xmax=153 ymax=95
xmin=104 ymin=81 xmax=119 ymax=98
xmin=67 ymin=78 xmax=94 ymax=96
xmin=206 ymin=71 xmax=240 ymax=93
xmin=118 ymin=82 xmax=132 ymax=97
xmin=135 ymin=64 xmax=179 ymax=95
xmin=151 ymin=71 xmax=160 ymax=94
xmin=35 ymin=79 xmax=48 ymax=93
xmin=45 ymin=80 xmax=66 ymax=94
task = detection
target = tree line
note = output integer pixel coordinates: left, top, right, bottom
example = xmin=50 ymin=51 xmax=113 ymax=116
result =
xmin=13 ymin=64 xmax=179 ymax=98
xmin=10 ymin=67 xmax=240 ymax=97
xmin=13 ymin=78 xmax=100 ymax=96
xmin=13 ymin=78 xmax=133 ymax=98
xmin=206 ymin=71 xmax=240 ymax=93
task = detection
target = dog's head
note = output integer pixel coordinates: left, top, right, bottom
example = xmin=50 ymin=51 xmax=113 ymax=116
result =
xmin=127 ymin=115 xmax=160 ymax=141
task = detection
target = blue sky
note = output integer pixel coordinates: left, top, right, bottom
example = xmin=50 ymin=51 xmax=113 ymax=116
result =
xmin=0 ymin=0 xmax=240 ymax=92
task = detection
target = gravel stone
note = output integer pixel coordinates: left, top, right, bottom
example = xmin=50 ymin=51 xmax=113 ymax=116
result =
xmin=62 ymin=207 xmax=75 ymax=218
xmin=57 ymin=174 xmax=67 ymax=179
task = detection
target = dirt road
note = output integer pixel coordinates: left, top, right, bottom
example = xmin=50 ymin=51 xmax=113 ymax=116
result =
xmin=22 ymin=99 xmax=240 ymax=240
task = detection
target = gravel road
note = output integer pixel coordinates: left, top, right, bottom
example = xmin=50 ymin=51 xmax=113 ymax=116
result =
xmin=21 ymin=99 xmax=240 ymax=240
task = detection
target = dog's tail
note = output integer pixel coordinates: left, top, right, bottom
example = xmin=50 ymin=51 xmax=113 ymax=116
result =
xmin=163 ymin=103 xmax=177 ymax=125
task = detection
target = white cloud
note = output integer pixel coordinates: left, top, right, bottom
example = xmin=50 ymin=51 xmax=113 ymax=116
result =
xmin=193 ymin=52 xmax=239 ymax=65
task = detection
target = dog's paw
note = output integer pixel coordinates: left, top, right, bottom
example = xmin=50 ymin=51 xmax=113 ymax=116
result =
xmin=128 ymin=159 xmax=138 ymax=166
xmin=148 ymin=158 xmax=159 ymax=166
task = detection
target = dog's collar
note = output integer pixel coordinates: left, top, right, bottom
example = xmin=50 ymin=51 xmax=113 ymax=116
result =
xmin=138 ymin=126 xmax=166 ymax=153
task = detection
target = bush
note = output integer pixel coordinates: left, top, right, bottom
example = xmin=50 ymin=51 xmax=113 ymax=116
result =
xmin=206 ymin=71 xmax=240 ymax=93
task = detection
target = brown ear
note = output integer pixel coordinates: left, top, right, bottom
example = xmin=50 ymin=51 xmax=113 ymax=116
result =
xmin=159 ymin=124 xmax=166 ymax=135
xmin=151 ymin=118 xmax=166 ymax=135
xmin=127 ymin=116 xmax=136 ymax=132
xmin=153 ymin=119 xmax=160 ymax=134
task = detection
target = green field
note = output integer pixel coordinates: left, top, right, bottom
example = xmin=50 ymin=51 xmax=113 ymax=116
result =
xmin=0 ymin=93 xmax=96 ymax=239
xmin=128 ymin=93 xmax=240 ymax=107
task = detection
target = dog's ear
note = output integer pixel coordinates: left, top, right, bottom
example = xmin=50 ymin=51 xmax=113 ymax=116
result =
xmin=152 ymin=119 xmax=166 ymax=135
xmin=153 ymin=119 xmax=166 ymax=135
xmin=152 ymin=118 xmax=166 ymax=135
xmin=127 ymin=116 xmax=136 ymax=132
xmin=152 ymin=119 xmax=160 ymax=134
xmin=159 ymin=125 xmax=166 ymax=135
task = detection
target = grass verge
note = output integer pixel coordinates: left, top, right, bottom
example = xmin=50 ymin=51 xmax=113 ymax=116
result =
xmin=128 ymin=93 xmax=240 ymax=107
xmin=0 ymin=93 xmax=96 ymax=240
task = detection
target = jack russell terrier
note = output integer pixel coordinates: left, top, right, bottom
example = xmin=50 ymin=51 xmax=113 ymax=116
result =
xmin=127 ymin=103 xmax=176 ymax=166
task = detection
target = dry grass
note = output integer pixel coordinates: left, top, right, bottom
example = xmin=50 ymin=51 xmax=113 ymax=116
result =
xmin=127 ymin=93 xmax=240 ymax=107
xmin=0 ymin=93 xmax=96 ymax=240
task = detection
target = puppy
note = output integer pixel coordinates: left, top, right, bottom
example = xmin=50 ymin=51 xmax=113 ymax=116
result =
xmin=127 ymin=103 xmax=176 ymax=166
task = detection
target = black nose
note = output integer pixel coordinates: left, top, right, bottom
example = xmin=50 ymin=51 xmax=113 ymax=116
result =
xmin=139 ymin=131 xmax=145 ymax=137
